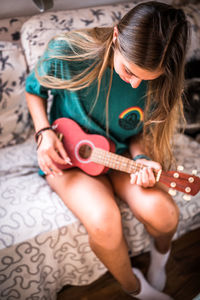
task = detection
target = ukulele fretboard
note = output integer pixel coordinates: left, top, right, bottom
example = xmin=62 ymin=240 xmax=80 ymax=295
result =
xmin=91 ymin=147 xmax=143 ymax=174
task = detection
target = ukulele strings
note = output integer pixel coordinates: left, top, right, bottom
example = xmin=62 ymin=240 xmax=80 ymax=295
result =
xmin=93 ymin=148 xmax=160 ymax=175
xmin=95 ymin=149 xmax=195 ymax=182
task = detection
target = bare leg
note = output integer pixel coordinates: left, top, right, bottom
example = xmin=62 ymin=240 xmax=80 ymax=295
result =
xmin=46 ymin=169 xmax=139 ymax=292
xmin=109 ymin=170 xmax=179 ymax=292
xmin=109 ymin=171 xmax=179 ymax=250
xmin=46 ymin=170 xmax=174 ymax=299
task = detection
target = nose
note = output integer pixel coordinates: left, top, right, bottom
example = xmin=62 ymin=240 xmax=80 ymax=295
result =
xmin=130 ymin=77 xmax=142 ymax=88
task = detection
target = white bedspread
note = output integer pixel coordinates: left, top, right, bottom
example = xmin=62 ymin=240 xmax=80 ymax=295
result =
xmin=0 ymin=133 xmax=199 ymax=299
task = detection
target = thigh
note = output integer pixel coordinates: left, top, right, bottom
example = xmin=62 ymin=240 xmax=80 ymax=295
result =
xmin=46 ymin=169 xmax=121 ymax=231
xmin=109 ymin=170 xmax=179 ymax=229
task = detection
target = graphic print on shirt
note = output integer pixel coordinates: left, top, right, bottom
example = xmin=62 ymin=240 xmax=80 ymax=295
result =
xmin=118 ymin=106 xmax=144 ymax=130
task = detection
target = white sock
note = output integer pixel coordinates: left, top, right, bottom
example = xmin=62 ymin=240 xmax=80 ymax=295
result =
xmin=129 ymin=268 xmax=173 ymax=300
xmin=147 ymin=240 xmax=170 ymax=291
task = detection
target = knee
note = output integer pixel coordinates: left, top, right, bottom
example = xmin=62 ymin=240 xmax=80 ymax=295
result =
xmin=60 ymin=171 xmax=123 ymax=246
xmin=87 ymin=206 xmax=122 ymax=249
xmin=160 ymin=201 xmax=179 ymax=235
xmin=141 ymin=190 xmax=180 ymax=235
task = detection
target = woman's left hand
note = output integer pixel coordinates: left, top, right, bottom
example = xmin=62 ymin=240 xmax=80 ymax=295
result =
xmin=130 ymin=159 xmax=162 ymax=188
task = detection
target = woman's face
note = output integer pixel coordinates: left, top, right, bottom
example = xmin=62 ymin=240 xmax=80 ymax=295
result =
xmin=113 ymin=48 xmax=163 ymax=88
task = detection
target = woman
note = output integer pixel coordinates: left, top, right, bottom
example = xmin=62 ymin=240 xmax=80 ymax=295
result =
xmin=25 ymin=2 xmax=189 ymax=299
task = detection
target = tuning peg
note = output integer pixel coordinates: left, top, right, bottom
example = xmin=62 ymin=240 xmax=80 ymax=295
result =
xmin=177 ymin=165 xmax=184 ymax=171
xmin=188 ymin=177 xmax=194 ymax=183
xmin=168 ymin=189 xmax=177 ymax=197
xmin=173 ymin=172 xmax=179 ymax=178
xmin=185 ymin=187 xmax=191 ymax=193
xmin=183 ymin=194 xmax=192 ymax=201
xmin=170 ymin=182 xmax=176 ymax=188
xmin=192 ymin=169 xmax=198 ymax=175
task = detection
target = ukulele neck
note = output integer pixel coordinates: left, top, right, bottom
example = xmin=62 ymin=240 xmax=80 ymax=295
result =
xmin=91 ymin=147 xmax=161 ymax=181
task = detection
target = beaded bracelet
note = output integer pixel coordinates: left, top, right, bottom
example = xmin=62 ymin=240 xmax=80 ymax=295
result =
xmin=35 ymin=126 xmax=54 ymax=149
xmin=132 ymin=154 xmax=151 ymax=161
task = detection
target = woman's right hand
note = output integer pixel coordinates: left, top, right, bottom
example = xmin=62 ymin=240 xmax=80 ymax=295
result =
xmin=37 ymin=129 xmax=71 ymax=176
xmin=130 ymin=158 xmax=161 ymax=188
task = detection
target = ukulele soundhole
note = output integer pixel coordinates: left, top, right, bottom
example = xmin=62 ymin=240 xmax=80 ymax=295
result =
xmin=78 ymin=144 xmax=92 ymax=159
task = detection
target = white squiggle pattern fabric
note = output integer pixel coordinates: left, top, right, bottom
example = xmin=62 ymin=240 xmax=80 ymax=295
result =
xmin=0 ymin=133 xmax=200 ymax=300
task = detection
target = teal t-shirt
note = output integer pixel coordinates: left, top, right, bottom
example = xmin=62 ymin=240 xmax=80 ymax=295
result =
xmin=26 ymin=38 xmax=147 ymax=154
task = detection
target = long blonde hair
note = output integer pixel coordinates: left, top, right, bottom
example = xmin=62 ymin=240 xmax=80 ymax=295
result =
xmin=36 ymin=1 xmax=189 ymax=170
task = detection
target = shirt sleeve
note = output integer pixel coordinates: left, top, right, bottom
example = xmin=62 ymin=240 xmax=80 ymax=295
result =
xmin=25 ymin=38 xmax=71 ymax=99
xmin=25 ymin=69 xmax=49 ymax=99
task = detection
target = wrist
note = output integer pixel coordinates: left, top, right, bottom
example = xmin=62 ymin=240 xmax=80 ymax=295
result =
xmin=35 ymin=126 xmax=55 ymax=149
xmin=132 ymin=154 xmax=151 ymax=161
xmin=35 ymin=126 xmax=54 ymax=141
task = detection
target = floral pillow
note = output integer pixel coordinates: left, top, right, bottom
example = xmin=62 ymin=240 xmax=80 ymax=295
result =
xmin=0 ymin=16 xmax=29 ymax=43
xmin=20 ymin=2 xmax=138 ymax=71
xmin=20 ymin=1 xmax=200 ymax=72
xmin=0 ymin=41 xmax=32 ymax=148
xmin=183 ymin=4 xmax=200 ymax=61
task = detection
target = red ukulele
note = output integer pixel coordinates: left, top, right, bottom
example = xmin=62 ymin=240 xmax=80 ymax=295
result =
xmin=52 ymin=118 xmax=200 ymax=197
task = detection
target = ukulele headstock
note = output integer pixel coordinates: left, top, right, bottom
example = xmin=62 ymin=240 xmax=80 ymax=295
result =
xmin=160 ymin=167 xmax=200 ymax=198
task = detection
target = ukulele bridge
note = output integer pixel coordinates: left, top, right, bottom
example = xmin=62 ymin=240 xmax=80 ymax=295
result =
xmin=56 ymin=132 xmax=63 ymax=141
